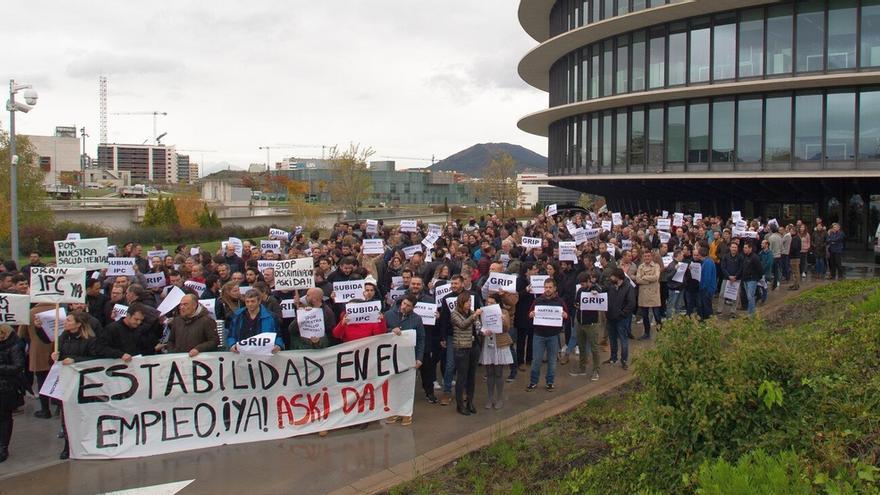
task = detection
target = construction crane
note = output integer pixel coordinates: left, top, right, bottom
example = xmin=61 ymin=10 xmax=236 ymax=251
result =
xmin=110 ymin=111 xmax=167 ymax=144
xmin=275 ymin=143 xmax=329 ymax=159
xmin=379 ymin=154 xmax=437 ymax=165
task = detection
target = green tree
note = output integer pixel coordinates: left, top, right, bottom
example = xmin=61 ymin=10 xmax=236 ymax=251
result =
xmin=483 ymin=152 xmax=521 ymax=219
xmin=142 ymin=199 xmax=159 ymax=226
xmin=196 ymin=204 xmax=222 ymax=228
xmin=0 ymin=130 xmax=52 ymax=256
xmin=328 ymin=143 xmax=373 ymax=219
xmin=162 ymin=196 xmax=180 ymax=225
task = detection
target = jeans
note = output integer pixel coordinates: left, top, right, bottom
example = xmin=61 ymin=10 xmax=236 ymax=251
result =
xmin=780 ymin=254 xmax=791 ymax=280
xmin=815 ymin=255 xmax=827 ymax=276
xmin=667 ymin=289 xmax=683 ymax=316
xmin=565 ymin=324 xmax=579 ymax=354
xmin=420 ymin=340 xmax=442 ymax=396
xmin=698 ymin=291 xmax=714 ymax=320
xmin=685 ymin=290 xmax=699 ymax=316
xmin=576 ymin=322 xmax=601 ymax=372
xmin=529 ymin=334 xmax=559 ymax=386
xmin=743 ymin=280 xmax=758 ymax=316
xmin=772 ymin=258 xmax=784 ymax=288
xmin=606 ymin=318 xmax=630 ymax=363
xmin=640 ymin=307 xmax=662 ymax=337
xmin=454 ymin=345 xmax=480 ymax=405
xmin=443 ymin=342 xmax=456 ymax=394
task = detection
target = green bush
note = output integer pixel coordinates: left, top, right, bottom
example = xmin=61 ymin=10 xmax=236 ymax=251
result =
xmin=695 ymin=450 xmax=812 ymax=495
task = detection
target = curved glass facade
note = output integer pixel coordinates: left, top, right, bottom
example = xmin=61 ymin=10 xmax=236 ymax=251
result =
xmin=548 ymin=87 xmax=880 ymax=175
xmin=549 ymin=0 xmax=673 ymax=38
xmin=548 ymin=0 xmax=880 ymax=107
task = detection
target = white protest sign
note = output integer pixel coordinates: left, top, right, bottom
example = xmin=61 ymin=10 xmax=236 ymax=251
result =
xmin=388 ymin=288 xmax=407 ymax=302
xmin=260 ymin=240 xmax=281 ymax=253
xmin=106 ymin=257 xmax=136 ymax=277
xmin=156 ymin=286 xmax=186 ymax=316
xmin=662 ymin=210 xmax=669 ymax=219
xmin=659 ymin=231 xmax=672 ymax=244
xmin=399 ymin=220 xmax=418 ymax=233
xmin=297 ymin=307 xmax=326 ymax=338
xmin=485 ymin=272 xmax=517 ymax=293
xmin=144 ymin=272 xmax=166 ymax=290
xmin=362 ymin=238 xmax=384 ymax=255
xmin=365 ymin=219 xmax=379 ymax=235
xmin=280 ymin=299 xmax=297 ymax=319
xmin=583 ymin=228 xmax=600 ymax=241
xmin=427 ymin=223 xmax=442 ymax=235
xmin=533 ymin=305 xmax=563 ymax=327
xmin=521 ymin=237 xmax=542 ymax=250
xmin=673 ymin=212 xmax=684 ymax=227
xmin=499 ymin=253 xmax=510 ymax=269
xmin=346 ymin=301 xmax=381 ymax=324
xmin=732 ymin=211 xmax=742 ymax=223
xmin=723 ymin=280 xmax=741 ymax=301
xmin=621 ymin=239 xmax=633 ymax=251
xmin=413 ymin=302 xmax=437 ymax=326
xmin=190 ymin=247 xmax=200 ymax=256
xmin=147 ymin=250 xmax=168 ymax=262
xmin=274 ymin=258 xmax=315 ymax=291
xmin=689 ymin=262 xmax=703 ymax=280
xmin=183 ymin=280 xmax=206 ymax=296
xmin=198 ymin=299 xmax=217 ymax=320
xmin=693 ymin=213 xmax=703 ymax=223
xmin=36 ymin=307 xmax=65 ymax=342
xmin=235 ymin=332 xmax=277 ymax=356
xmin=607 ymin=244 xmax=617 ymax=257
xmin=672 ymin=262 xmax=689 ymax=283
xmin=480 ymin=304 xmax=503 ymax=334
xmin=54 ymin=238 xmax=109 ymax=270
xmin=434 ymin=283 xmax=452 ymax=301
xmin=227 ymin=237 xmax=243 ymax=257
xmin=601 ymin=221 xmax=612 ymax=231
xmin=39 ymin=362 xmax=64 ymax=400
xmin=662 ymin=254 xmax=674 ymax=267
xmin=66 ymin=233 xmax=81 ymax=240
xmin=0 ymin=294 xmax=31 ymax=325
xmin=107 ymin=245 xmax=117 ymax=256
xmin=529 ymin=275 xmax=549 ymax=295
xmin=111 ymin=304 xmax=128 ymax=321
xmin=546 ymin=204 xmax=558 ymax=216
xmin=559 ymin=241 xmax=578 ymax=262
xmin=402 ymin=244 xmax=422 ymax=260
xmin=391 ymin=276 xmax=404 ymax=289
xmin=421 ymin=232 xmax=440 ymax=249
xmin=29 ymin=267 xmax=86 ymax=304
xmin=612 ymin=212 xmax=623 ymax=226
xmin=269 ymin=228 xmax=289 ymax=240
xmin=579 ymin=291 xmax=608 ymax=311
xmin=333 ymin=280 xmax=366 ymax=304
xmin=735 ymin=219 xmax=748 ymax=230
xmin=445 ymin=295 xmax=474 ymax=313
xmin=573 ymin=229 xmax=588 ymax=245
xmin=656 ymin=218 xmax=671 ymax=231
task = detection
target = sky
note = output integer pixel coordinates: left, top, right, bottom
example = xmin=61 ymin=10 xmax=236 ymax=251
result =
xmin=2 ymin=1 xmax=547 ymax=175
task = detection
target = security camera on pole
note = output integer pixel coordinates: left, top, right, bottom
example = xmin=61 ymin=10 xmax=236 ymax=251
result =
xmin=6 ymin=80 xmax=38 ymax=260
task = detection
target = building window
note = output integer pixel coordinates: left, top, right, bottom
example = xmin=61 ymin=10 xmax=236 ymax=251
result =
xmin=688 ymin=101 xmax=709 ymax=164
xmin=713 ymin=16 xmax=737 ymax=80
xmin=795 ymin=93 xmax=823 ymax=161
xmin=667 ymin=103 xmax=686 ymax=164
xmin=603 ymin=40 xmax=614 ymax=96
xmin=825 ymin=91 xmax=855 ymax=160
xmin=669 ymin=29 xmax=687 ymax=85
xmin=767 ymin=5 xmax=794 ymax=75
xmin=617 ymin=0 xmax=629 ymax=16
xmin=649 ymin=28 xmax=666 ymax=88
xmin=632 ymin=31 xmax=646 ymax=91
xmin=602 ymin=111 xmax=613 ymax=169
xmin=828 ymin=0 xmax=858 ymax=70
xmin=616 ymin=35 xmax=629 ymax=94
xmin=590 ymin=46 xmax=600 ymax=99
xmin=765 ymin=95 xmax=792 ymax=161
xmin=796 ymin=0 xmax=826 ymax=73
xmin=591 ymin=115 xmax=600 ymax=168
xmin=737 ymin=98 xmax=763 ymax=163
xmin=861 ymin=0 xmax=880 ymax=67
xmin=738 ymin=8 xmax=764 ymax=77
xmin=859 ymin=89 xmax=880 ymax=159
xmin=712 ymin=99 xmax=735 ymax=163
xmin=648 ymin=105 xmax=664 ymax=167
xmin=690 ymin=25 xmax=711 ymax=83
xmin=615 ymin=109 xmax=628 ymax=169
xmin=631 ymin=107 xmax=646 ymax=167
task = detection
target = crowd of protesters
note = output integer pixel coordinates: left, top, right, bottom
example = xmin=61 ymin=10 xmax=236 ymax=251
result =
xmin=0 ymin=207 xmax=847 ymax=462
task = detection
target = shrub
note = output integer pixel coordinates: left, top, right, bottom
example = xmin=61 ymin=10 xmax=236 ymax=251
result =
xmin=694 ymin=450 xmax=812 ymax=495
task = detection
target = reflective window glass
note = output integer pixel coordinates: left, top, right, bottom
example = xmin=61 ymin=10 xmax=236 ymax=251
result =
xmin=828 ymin=0 xmax=857 ymax=70
xmin=713 ymin=22 xmax=736 ymax=80
xmin=825 ymin=92 xmax=855 ymax=160
xmin=859 ymin=90 xmax=880 ymax=159
xmin=603 ymin=40 xmax=613 ymax=96
xmin=737 ymin=98 xmax=763 ymax=162
xmin=616 ymin=35 xmax=629 ymax=94
xmin=690 ymin=28 xmax=711 ymax=83
xmin=617 ymin=0 xmax=629 ymax=16
xmin=688 ymin=102 xmax=709 ymax=163
xmin=861 ymin=0 xmax=880 ymax=67
xmin=649 ymin=29 xmax=666 ymax=89
xmin=795 ymin=94 xmax=823 ymax=161
xmin=648 ymin=106 xmax=664 ymax=166
xmin=669 ymin=31 xmax=686 ymax=85
xmin=667 ymin=104 xmax=686 ymax=163
xmin=590 ymin=47 xmax=600 ymax=99
xmin=616 ymin=110 xmax=628 ymax=167
xmin=633 ymin=0 xmax=646 ymax=12
xmin=604 ymin=0 xmax=613 ymax=20
xmin=739 ymin=9 xmax=764 ymax=77
xmin=712 ymin=100 xmax=734 ymax=162
xmin=796 ymin=0 xmax=825 ymax=73
xmin=591 ymin=115 xmax=600 ymax=167
xmin=632 ymin=31 xmax=646 ymax=91
xmin=765 ymin=96 xmax=792 ymax=161
xmin=602 ymin=112 xmax=612 ymax=168
xmin=767 ymin=5 xmax=793 ymax=75
xmin=631 ymin=108 xmax=646 ymax=165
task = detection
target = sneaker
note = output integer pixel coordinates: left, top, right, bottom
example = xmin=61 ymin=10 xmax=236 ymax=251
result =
xmin=569 ymin=369 xmax=588 ymax=376
xmin=433 ymin=381 xmax=441 ymax=390
xmin=425 ymin=394 xmax=438 ymax=404
xmin=591 ymin=371 xmax=600 ymax=381
xmin=485 ymin=401 xmax=493 ymax=410
xmin=621 ymin=361 xmax=629 ymax=370
xmin=493 ymin=400 xmax=504 ymax=410
xmin=602 ymin=359 xmax=617 ymax=365
xmin=559 ymin=353 xmax=569 ymax=365
xmin=574 ymin=347 xmax=580 ymax=355
xmin=546 ymin=384 xmax=555 ymax=392
xmin=506 ymin=371 xmax=516 ymax=383
xmin=526 ymin=383 xmax=538 ymax=392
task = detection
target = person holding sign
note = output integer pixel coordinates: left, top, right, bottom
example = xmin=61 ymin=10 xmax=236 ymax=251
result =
xmin=571 ymin=271 xmax=603 ymax=380
xmin=450 ymin=293 xmax=482 ymax=416
xmin=527 ymin=278 xmax=568 ymax=392
xmin=332 ymin=302 xmax=387 ymax=343
xmin=289 ymin=288 xmax=334 ymax=351
xmin=21 ymin=302 xmax=56 ymax=419
xmin=720 ymin=242 xmax=744 ymax=318
xmin=0 ymin=324 xmax=25 ymax=463
xmin=227 ymin=290 xmax=282 ymax=352
xmin=158 ymin=294 xmax=220 ymax=357
xmin=382 ymin=294 xmax=425 ymax=426
xmin=479 ymin=295 xmax=513 ymax=410
xmin=605 ymin=268 xmax=636 ymax=370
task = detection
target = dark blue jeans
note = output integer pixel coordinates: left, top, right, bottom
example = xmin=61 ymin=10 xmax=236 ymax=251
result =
xmin=698 ymin=291 xmax=714 ymax=320
xmin=606 ymin=318 xmax=630 ymax=363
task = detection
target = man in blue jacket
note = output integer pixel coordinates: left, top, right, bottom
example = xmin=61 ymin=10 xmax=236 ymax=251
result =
xmin=227 ymin=289 xmax=283 ymax=352
xmin=384 ymin=294 xmax=425 ymax=426
xmin=698 ymin=247 xmax=717 ymax=320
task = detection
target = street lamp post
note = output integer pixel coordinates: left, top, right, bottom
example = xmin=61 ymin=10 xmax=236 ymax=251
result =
xmin=6 ymin=80 xmax=38 ymax=261
xmin=80 ymin=127 xmax=88 ymax=190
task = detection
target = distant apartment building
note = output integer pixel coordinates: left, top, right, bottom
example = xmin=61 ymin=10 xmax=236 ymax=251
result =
xmin=24 ymin=126 xmax=82 ymax=186
xmin=517 ymin=173 xmax=581 ymax=207
xmin=176 ymin=154 xmax=190 ymax=183
xmin=189 ymin=162 xmax=200 ymax=182
xmin=97 ymin=143 xmax=178 ymax=183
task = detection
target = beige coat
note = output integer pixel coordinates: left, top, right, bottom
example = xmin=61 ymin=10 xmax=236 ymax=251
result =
xmin=635 ymin=262 xmax=661 ymax=308
xmin=19 ymin=303 xmax=57 ymax=372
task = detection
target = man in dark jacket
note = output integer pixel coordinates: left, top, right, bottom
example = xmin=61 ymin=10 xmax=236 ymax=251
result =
xmin=158 ymin=294 xmax=219 ymax=356
xmin=572 ymin=271 xmax=603 ymax=380
xmin=527 ymin=278 xmax=568 ymax=391
xmin=223 ymin=244 xmax=244 ymax=274
xmin=85 ymin=278 xmax=108 ymax=325
xmin=720 ymin=241 xmax=744 ymax=318
xmin=740 ymin=243 xmax=763 ymax=316
xmin=99 ymin=304 xmax=146 ymax=358
xmin=605 ymin=268 xmax=636 ymax=370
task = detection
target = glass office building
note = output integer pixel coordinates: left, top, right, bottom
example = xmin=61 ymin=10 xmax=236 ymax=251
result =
xmin=519 ymin=0 xmax=880 ymax=246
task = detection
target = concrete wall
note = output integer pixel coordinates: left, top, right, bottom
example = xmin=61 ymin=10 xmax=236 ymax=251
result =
xmin=27 ymin=135 xmax=81 ymax=186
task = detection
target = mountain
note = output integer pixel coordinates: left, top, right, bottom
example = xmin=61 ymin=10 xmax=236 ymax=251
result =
xmin=428 ymin=143 xmax=546 ymax=178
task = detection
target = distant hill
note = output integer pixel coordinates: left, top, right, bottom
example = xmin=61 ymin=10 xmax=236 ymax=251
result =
xmin=428 ymin=143 xmax=546 ymax=178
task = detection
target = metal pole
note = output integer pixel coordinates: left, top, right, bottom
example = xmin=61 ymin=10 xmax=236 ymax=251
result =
xmin=81 ymin=127 xmax=86 ymax=190
xmin=9 ymin=79 xmax=19 ymax=261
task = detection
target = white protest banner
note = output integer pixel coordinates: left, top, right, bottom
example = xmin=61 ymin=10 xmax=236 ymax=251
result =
xmin=30 ymin=267 xmax=86 ymax=304
xmin=424 ymin=251 xmax=433 ymax=263
xmin=333 ymin=280 xmax=366 ymax=304
xmin=147 ymin=249 xmax=168 ymax=262
xmin=735 ymin=219 xmax=748 ymax=230
xmin=260 ymin=240 xmax=281 ymax=253
xmin=144 ymin=272 xmax=166 ymax=290
xmin=579 ymin=291 xmax=608 ymax=311
xmin=607 ymin=244 xmax=617 ymax=257
xmin=662 ymin=254 xmax=674 ymax=267
xmin=111 ymin=304 xmax=128 ymax=321
xmin=274 ymin=258 xmax=315 ymax=291
xmin=66 ymin=233 xmax=81 ymax=240
xmin=183 ymin=280 xmax=206 ymax=297
xmin=238 ymin=286 xmax=251 ymax=295
xmin=58 ymin=332 xmax=417 ymax=459
xmin=107 ymin=245 xmax=117 ymax=256
xmin=226 ymin=237 xmax=243 ymax=257
xmin=362 ymin=238 xmax=384 ymax=255
xmin=732 ymin=210 xmax=742 ymax=223
xmin=427 ymin=223 xmax=442 ymax=235
xmin=106 ymin=257 xmax=136 ymax=277
xmin=601 ymin=220 xmax=612 ymax=231
xmin=388 ymin=288 xmax=407 ymax=302
xmin=413 ymin=302 xmax=437 ymax=326
xmin=235 ymin=332 xmax=277 ymax=356
xmin=40 ymin=362 xmax=65 ymax=401
xmin=391 ymin=276 xmax=404 ymax=289
xmin=54 ymin=238 xmax=109 ymax=270
xmin=434 ymin=283 xmax=452 ymax=301
xmin=402 ymin=244 xmax=422 ymax=260
xmin=533 ymin=305 xmax=563 ymax=327
xmin=499 ymin=253 xmax=510 ymax=269
xmin=190 ymin=247 xmax=200 ymax=256
xmin=612 ymin=212 xmax=623 ymax=226
xmin=257 ymin=260 xmax=277 ymax=275
xmin=445 ymin=295 xmax=474 ymax=313
xmin=529 ymin=275 xmax=549 ymax=295
xmin=573 ymin=229 xmax=589 ymax=245
xmin=297 ymin=307 xmax=326 ymax=338
xmin=656 ymin=218 xmax=671 ymax=231
xmin=480 ymin=304 xmax=503 ymax=333
xmin=365 ymin=219 xmax=379 ymax=235
xmin=485 ymin=272 xmax=518 ymax=293
xmin=36 ymin=307 xmax=66 ymax=342
xmin=421 ymin=232 xmax=440 ymax=249
xmin=156 ymin=286 xmax=186 ymax=316
xmin=346 ymin=301 xmax=382 ymax=324
xmin=689 ymin=262 xmax=703 ymax=280
xmin=583 ymin=228 xmax=600 ymax=241
xmin=566 ymin=221 xmax=577 ymax=234
xmin=559 ymin=241 xmax=578 ymax=262
xmin=739 ymin=230 xmax=759 ymax=239
xmin=399 ymin=220 xmax=418 ymax=233
xmin=546 ymin=204 xmax=558 ymax=216
xmin=659 ymin=231 xmax=672 ymax=244
xmin=673 ymin=212 xmax=684 ymax=227
xmin=280 ymin=299 xmax=297 ymax=319
xmin=672 ymin=262 xmax=689 ymax=283
xmin=268 ymin=228 xmax=290 ymax=240
xmin=662 ymin=210 xmax=669 ymax=218
xmin=0 ymin=294 xmax=31 ymax=325
xmin=521 ymin=237 xmax=542 ymax=250
xmin=693 ymin=213 xmax=703 ymax=223
xmin=723 ymin=280 xmax=741 ymax=301
xmin=621 ymin=239 xmax=633 ymax=251
xmin=198 ymin=299 xmax=217 ymax=319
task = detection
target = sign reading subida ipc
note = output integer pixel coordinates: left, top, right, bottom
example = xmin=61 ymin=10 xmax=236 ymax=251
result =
xmin=58 ymin=331 xmax=417 ymax=459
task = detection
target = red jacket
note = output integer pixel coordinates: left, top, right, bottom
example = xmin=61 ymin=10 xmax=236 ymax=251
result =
xmin=332 ymin=319 xmax=388 ymax=343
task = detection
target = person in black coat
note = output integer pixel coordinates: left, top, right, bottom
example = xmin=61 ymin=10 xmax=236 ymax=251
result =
xmin=0 ymin=324 xmax=25 ymax=462
xmin=605 ymin=268 xmax=636 ymax=370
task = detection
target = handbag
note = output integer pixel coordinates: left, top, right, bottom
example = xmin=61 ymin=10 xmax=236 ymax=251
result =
xmin=495 ymin=332 xmax=513 ymax=348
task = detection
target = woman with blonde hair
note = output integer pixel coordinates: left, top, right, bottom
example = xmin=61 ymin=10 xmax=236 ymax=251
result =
xmin=0 ymin=324 xmax=25 ymax=462
xmin=451 ymin=293 xmax=482 ymax=416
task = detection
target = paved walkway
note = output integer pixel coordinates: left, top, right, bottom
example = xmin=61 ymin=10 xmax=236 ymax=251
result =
xmin=0 ymin=275 xmax=853 ymax=494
